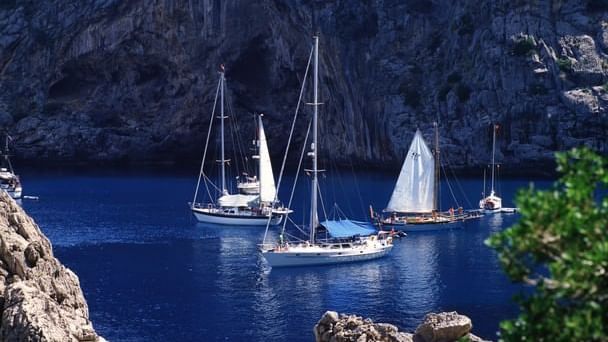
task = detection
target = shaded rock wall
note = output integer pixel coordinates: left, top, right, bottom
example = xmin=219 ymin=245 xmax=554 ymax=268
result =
xmin=0 ymin=0 xmax=607 ymax=170
xmin=0 ymin=191 xmax=104 ymax=341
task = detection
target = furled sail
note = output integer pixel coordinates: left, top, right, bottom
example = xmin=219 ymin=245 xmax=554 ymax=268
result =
xmin=258 ymin=117 xmax=277 ymax=203
xmin=218 ymin=194 xmax=259 ymax=207
xmin=385 ymin=130 xmax=435 ymax=213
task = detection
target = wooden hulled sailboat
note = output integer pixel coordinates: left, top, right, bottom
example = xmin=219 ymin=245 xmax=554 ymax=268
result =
xmin=260 ymin=35 xmax=393 ymax=267
xmin=190 ymin=66 xmax=290 ymax=226
xmin=376 ymin=123 xmax=481 ymax=231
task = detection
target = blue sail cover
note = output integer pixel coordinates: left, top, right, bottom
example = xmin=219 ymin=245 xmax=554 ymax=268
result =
xmin=320 ymin=219 xmax=377 ymax=238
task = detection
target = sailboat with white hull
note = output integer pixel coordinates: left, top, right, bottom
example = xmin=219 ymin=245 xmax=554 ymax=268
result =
xmin=260 ymin=35 xmax=393 ymax=267
xmin=0 ymin=135 xmax=22 ymax=200
xmin=190 ymin=66 xmax=290 ymax=226
xmin=375 ymin=124 xmax=481 ymax=231
xmin=479 ymin=124 xmax=517 ymax=214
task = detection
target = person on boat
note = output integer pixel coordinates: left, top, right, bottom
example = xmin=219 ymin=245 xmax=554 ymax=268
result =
xmin=458 ymin=207 xmax=463 ymax=215
xmin=449 ymin=207 xmax=454 ymax=216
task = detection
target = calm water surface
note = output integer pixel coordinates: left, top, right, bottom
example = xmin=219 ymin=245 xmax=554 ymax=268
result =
xmin=19 ymin=168 xmax=549 ymax=341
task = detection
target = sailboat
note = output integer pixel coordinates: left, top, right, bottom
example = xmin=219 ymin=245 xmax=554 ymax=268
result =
xmin=190 ymin=66 xmax=290 ymax=226
xmin=376 ymin=124 xmax=481 ymax=231
xmin=479 ymin=124 xmax=517 ymax=213
xmin=260 ymin=35 xmax=393 ymax=267
xmin=0 ymin=135 xmax=22 ymax=200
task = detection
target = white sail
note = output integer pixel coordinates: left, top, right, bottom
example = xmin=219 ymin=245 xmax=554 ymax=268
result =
xmin=258 ymin=117 xmax=277 ymax=203
xmin=385 ymin=130 xmax=435 ymax=213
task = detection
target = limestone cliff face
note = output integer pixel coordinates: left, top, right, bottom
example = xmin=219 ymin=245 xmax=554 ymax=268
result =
xmin=0 ymin=192 xmax=104 ymax=341
xmin=0 ymin=0 xmax=607 ymax=170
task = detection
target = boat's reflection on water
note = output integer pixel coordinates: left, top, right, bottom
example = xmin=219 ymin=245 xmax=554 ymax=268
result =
xmin=187 ymin=210 xmax=522 ymax=339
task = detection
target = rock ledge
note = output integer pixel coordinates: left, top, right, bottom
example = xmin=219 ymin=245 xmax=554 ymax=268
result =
xmin=0 ymin=191 xmax=104 ymax=341
xmin=315 ymin=311 xmax=489 ymax=342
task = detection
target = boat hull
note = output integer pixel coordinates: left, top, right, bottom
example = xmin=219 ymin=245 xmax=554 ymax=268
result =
xmin=192 ymin=207 xmax=282 ymax=226
xmin=262 ymin=244 xmax=392 ymax=267
xmin=380 ymin=220 xmax=464 ymax=232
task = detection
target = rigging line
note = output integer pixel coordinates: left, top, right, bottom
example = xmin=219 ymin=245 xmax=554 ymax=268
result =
xmin=203 ymin=173 xmax=223 ymax=193
xmin=443 ymin=152 xmax=474 ymax=209
xmin=227 ymin=110 xmax=241 ymax=180
xmin=317 ymin=179 xmax=329 ymax=224
xmin=441 ymin=163 xmax=460 ymax=208
xmin=191 ymin=74 xmax=221 ymax=208
xmin=348 ymin=157 xmax=367 ymax=219
xmin=330 ymin=157 xmax=355 ymax=218
xmin=224 ymin=85 xmax=249 ymax=175
xmin=280 ymin=120 xmax=311 ymax=235
xmin=262 ymin=45 xmax=314 ymax=243
xmin=287 ymin=216 xmax=309 ymax=237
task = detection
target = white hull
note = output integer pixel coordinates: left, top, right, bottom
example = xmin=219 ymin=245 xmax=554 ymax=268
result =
xmin=8 ymin=189 xmax=22 ymax=199
xmin=1 ymin=186 xmax=21 ymax=199
xmin=262 ymin=237 xmax=393 ymax=267
xmin=192 ymin=207 xmax=282 ymax=226
xmin=482 ymin=207 xmax=518 ymax=214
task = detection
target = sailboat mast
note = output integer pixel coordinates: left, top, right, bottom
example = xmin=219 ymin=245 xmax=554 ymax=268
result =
xmin=220 ymin=67 xmax=227 ymax=195
xmin=433 ymin=122 xmax=440 ymax=212
xmin=309 ymin=35 xmax=320 ymax=244
xmin=257 ymin=114 xmax=263 ymax=203
xmin=490 ymin=124 xmax=496 ymax=195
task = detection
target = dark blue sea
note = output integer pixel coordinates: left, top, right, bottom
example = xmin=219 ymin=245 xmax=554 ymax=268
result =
xmin=19 ymin=167 xmax=549 ymax=341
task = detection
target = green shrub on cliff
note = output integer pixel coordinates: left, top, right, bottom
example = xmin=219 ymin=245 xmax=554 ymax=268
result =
xmin=487 ymin=148 xmax=608 ymax=341
xmin=556 ymin=57 xmax=573 ymax=73
xmin=512 ymin=37 xmax=536 ymax=57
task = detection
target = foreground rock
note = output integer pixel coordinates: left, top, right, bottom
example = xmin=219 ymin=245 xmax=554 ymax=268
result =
xmin=315 ymin=311 xmax=489 ymax=342
xmin=0 ymin=191 xmax=104 ymax=341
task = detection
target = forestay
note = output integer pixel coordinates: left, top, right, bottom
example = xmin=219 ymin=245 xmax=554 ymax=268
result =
xmin=385 ymin=130 xmax=435 ymax=213
xmin=258 ymin=118 xmax=276 ymax=203
xmin=320 ymin=219 xmax=377 ymax=238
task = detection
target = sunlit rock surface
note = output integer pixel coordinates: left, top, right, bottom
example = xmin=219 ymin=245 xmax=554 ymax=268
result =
xmin=0 ymin=191 xmax=104 ymax=341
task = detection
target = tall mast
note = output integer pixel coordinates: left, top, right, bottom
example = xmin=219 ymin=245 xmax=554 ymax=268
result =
xmin=490 ymin=124 xmax=496 ymax=195
xmin=433 ymin=122 xmax=440 ymax=212
xmin=309 ymin=35 xmax=320 ymax=244
xmin=219 ymin=66 xmax=227 ymax=195
xmin=257 ymin=114 xmax=263 ymax=201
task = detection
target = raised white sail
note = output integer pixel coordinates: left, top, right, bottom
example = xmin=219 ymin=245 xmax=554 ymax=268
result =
xmin=257 ymin=116 xmax=276 ymax=203
xmin=385 ymin=130 xmax=435 ymax=213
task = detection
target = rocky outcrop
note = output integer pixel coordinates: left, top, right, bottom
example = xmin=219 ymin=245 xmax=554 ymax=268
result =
xmin=0 ymin=191 xmax=104 ymax=341
xmin=0 ymin=1 xmax=607 ymax=171
xmin=314 ymin=311 xmax=489 ymax=342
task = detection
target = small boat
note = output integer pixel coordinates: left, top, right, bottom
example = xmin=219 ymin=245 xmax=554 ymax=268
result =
xmin=478 ymin=124 xmax=518 ymax=214
xmin=0 ymin=135 xmax=22 ymax=200
xmin=237 ymin=175 xmax=259 ymax=195
xmin=260 ymin=35 xmax=393 ymax=267
xmin=190 ymin=66 xmax=290 ymax=226
xmin=376 ymin=124 xmax=481 ymax=231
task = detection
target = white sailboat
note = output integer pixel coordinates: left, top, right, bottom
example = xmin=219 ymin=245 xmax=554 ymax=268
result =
xmin=376 ymin=124 xmax=481 ymax=231
xmin=190 ymin=67 xmax=290 ymax=226
xmin=0 ymin=135 xmax=22 ymax=200
xmin=479 ymin=124 xmax=517 ymax=213
xmin=260 ymin=35 xmax=393 ymax=267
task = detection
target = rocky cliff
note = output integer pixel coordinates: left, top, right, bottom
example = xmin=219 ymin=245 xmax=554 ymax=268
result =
xmin=314 ymin=311 xmax=488 ymax=342
xmin=0 ymin=0 xmax=607 ymax=170
xmin=0 ymin=191 xmax=104 ymax=341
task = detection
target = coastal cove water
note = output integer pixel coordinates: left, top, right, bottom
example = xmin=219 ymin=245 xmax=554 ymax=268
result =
xmin=19 ymin=168 xmax=549 ymax=341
